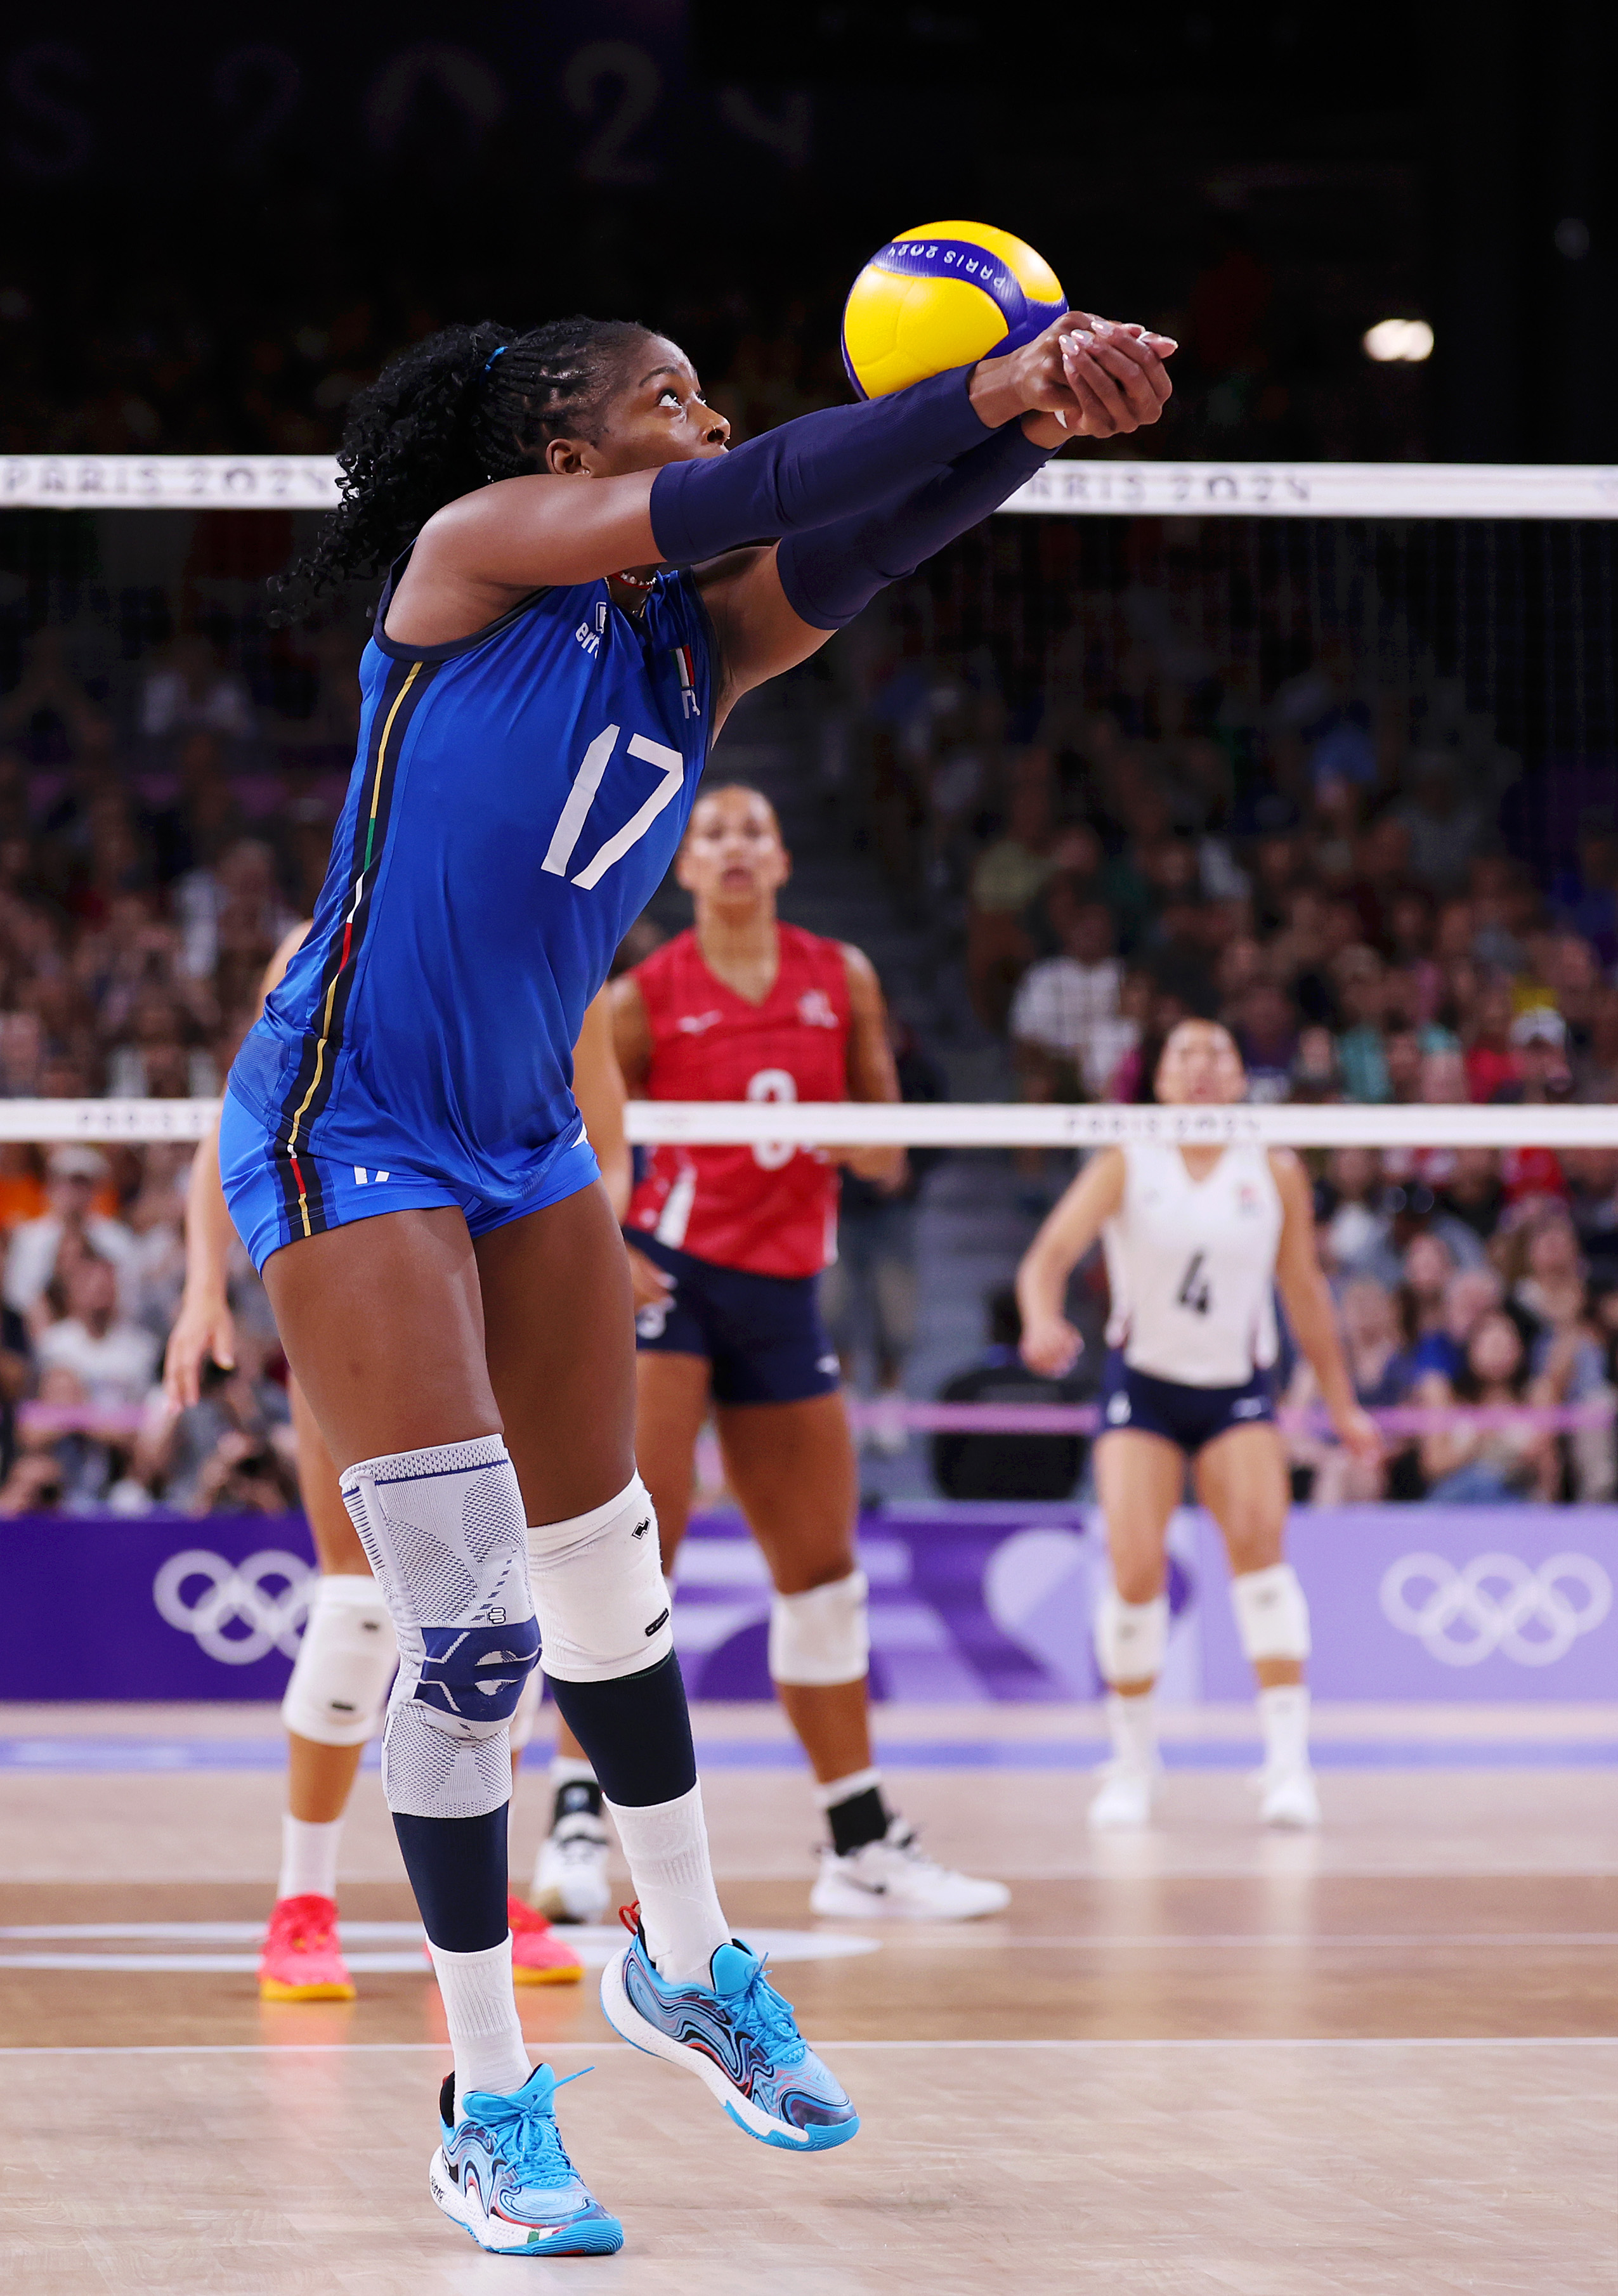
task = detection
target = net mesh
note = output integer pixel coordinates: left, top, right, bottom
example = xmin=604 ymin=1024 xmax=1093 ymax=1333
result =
xmin=0 ymin=463 xmax=1615 ymax=1513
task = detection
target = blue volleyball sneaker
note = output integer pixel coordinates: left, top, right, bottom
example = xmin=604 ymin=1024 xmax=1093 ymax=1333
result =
xmin=599 ymin=1909 xmax=859 ymax=2152
xmin=428 ymin=2064 xmax=625 ymax=2256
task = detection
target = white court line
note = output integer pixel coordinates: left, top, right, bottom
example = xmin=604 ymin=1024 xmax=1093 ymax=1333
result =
xmin=3 ymin=2036 xmax=1615 ymax=2058
xmin=11 ymin=1926 xmax=1611 ymax=1954
xmin=878 ymin=1931 xmax=1618 ymax=1951
xmin=0 ymin=1921 xmax=425 ymax=1942
xmin=0 ymin=1923 xmax=877 ymax=1974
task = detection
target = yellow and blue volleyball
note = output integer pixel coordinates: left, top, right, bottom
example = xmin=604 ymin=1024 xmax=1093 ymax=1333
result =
xmin=841 ymin=221 xmax=1066 ymax=400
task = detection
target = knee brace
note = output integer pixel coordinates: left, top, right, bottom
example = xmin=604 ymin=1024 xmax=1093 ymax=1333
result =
xmin=341 ymin=1436 xmax=540 ymax=1820
xmin=281 ymin=1573 xmax=397 ymax=1748
xmin=769 ymin=1570 xmax=869 ymax=1687
xmin=525 ymin=1475 xmax=672 ymax=1684
xmin=1230 ymin=1562 xmax=1311 ymax=1663
xmin=1093 ymin=1588 xmax=1168 ymax=1687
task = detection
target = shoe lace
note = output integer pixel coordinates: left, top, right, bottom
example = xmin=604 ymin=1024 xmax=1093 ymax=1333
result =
xmin=725 ymin=1958 xmax=807 ymax=2068
xmin=267 ymin=1897 xmax=334 ymax=1952
xmin=875 ymin=1824 xmax=947 ymax=1881
xmin=476 ymin=2069 xmax=591 ymax=2186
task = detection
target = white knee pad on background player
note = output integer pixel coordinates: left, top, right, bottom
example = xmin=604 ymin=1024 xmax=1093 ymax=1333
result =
xmin=769 ymin=1569 xmax=870 ymax=1686
xmin=340 ymin=1435 xmax=540 ymax=1820
xmin=1093 ymin=1588 xmax=1168 ymax=1687
xmin=1230 ymin=1562 xmax=1311 ymax=1663
xmin=525 ymin=1475 xmax=672 ymax=1684
xmin=281 ymin=1573 xmax=397 ymax=1747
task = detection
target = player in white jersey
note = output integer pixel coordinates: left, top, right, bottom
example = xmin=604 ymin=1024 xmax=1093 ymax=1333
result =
xmin=1016 ymin=1021 xmax=1378 ymax=1829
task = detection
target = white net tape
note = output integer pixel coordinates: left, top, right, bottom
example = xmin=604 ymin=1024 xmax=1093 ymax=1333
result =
xmin=5 ymin=1096 xmax=1615 ymax=1146
xmin=5 ymin=454 xmax=1617 ymax=520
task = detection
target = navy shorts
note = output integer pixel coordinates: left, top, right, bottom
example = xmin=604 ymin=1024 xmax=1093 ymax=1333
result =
xmin=1099 ymin=1350 xmax=1275 ymax=1454
xmin=220 ymin=1088 xmax=601 ymax=1274
xmin=626 ymin=1233 xmax=841 ymax=1407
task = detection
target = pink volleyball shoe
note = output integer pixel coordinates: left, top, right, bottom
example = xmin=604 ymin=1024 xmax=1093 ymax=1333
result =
xmin=258 ymin=1893 xmax=356 ymax=2002
xmin=509 ymin=1894 xmax=585 ymax=1986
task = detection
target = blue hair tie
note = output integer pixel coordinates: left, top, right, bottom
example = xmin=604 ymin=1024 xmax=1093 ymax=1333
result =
xmin=483 ymin=345 xmax=507 ymax=373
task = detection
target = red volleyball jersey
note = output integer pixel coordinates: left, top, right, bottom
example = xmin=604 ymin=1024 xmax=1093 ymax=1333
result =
xmin=625 ymin=924 xmax=853 ymax=1277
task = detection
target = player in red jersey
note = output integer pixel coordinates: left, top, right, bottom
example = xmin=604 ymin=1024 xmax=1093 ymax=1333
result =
xmin=530 ymin=783 xmax=1008 ymax=1922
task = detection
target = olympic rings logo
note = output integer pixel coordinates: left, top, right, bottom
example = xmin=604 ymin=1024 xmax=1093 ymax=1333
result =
xmin=152 ymin=1549 xmax=314 ymax=1666
xmin=1380 ymin=1551 xmax=1612 ymax=1667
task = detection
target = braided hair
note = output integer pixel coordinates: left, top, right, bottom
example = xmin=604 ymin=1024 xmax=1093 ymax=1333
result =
xmin=272 ymin=315 xmax=653 ymax=622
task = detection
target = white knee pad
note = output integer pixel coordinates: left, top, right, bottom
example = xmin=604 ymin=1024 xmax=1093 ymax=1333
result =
xmin=1230 ymin=1563 xmax=1311 ymax=1663
xmin=1093 ymin=1588 xmax=1168 ymax=1687
xmin=509 ymin=1666 xmax=543 ymax=1752
xmin=281 ymin=1574 xmax=397 ymax=1748
xmin=341 ymin=1435 xmax=540 ymax=1820
xmin=525 ymin=1475 xmax=672 ymax=1684
xmin=769 ymin=1570 xmax=870 ymax=1687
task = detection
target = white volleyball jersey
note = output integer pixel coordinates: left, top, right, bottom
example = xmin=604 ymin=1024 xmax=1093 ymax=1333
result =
xmin=1102 ymin=1142 xmax=1283 ymax=1387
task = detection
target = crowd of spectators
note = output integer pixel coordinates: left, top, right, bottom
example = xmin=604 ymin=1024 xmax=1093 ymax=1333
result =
xmin=844 ymin=577 xmax=1618 ymax=1504
xmin=0 ymin=617 xmax=332 ymax=1514
xmin=4 ymin=495 xmax=1618 ymax=1508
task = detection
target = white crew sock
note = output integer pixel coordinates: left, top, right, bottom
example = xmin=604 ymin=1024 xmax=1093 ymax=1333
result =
xmin=427 ymin=1937 xmax=531 ymax=2103
xmin=1258 ymin=1684 xmax=1311 ymax=1774
xmin=549 ymin=1753 xmax=599 ymax=1794
xmin=604 ymin=1781 xmax=729 ymax=1986
xmin=1106 ymin=1690 xmax=1159 ymax=1773
xmin=277 ymin=1813 xmax=343 ymax=1904
xmin=812 ymin=1765 xmax=884 ymax=1812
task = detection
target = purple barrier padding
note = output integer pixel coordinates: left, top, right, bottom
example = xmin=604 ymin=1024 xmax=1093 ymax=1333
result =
xmin=4 ymin=1503 xmax=1614 ymax=1704
xmin=1194 ymin=1507 xmax=1618 ymax=1703
xmin=2 ymin=1514 xmax=315 ymax=1701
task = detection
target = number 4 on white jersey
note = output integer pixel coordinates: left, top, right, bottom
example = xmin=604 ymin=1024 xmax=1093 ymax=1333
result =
xmin=542 ymin=725 xmax=685 ymax=890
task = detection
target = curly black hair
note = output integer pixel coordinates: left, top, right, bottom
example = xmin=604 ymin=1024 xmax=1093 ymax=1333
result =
xmin=271 ymin=315 xmax=653 ymax=622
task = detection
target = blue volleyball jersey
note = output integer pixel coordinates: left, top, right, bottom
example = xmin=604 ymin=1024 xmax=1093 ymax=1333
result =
xmin=227 ymin=568 xmax=714 ymax=1217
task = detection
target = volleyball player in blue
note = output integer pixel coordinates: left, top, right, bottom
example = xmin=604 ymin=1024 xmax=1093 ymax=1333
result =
xmin=234 ymin=308 xmax=1173 ymax=2253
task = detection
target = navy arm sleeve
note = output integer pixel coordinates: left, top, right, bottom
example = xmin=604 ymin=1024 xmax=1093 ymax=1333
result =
xmin=649 ymin=365 xmax=998 ymax=566
xmin=774 ymin=424 xmax=1055 ymax=632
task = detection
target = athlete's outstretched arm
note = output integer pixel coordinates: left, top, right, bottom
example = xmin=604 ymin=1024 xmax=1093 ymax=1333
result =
xmin=1270 ymin=1152 xmax=1380 ymax=1460
xmin=703 ymin=323 xmax=1175 ymax=708
xmin=395 ymin=314 xmax=1168 ymax=655
xmin=826 ymin=944 xmax=905 ymax=1189
xmin=1016 ymin=1148 xmax=1128 ymax=1377
xmin=163 ymin=921 xmax=311 ymax=1408
xmin=572 ymin=985 xmax=631 ymax=1219
xmin=606 ymin=973 xmax=675 ymax=1314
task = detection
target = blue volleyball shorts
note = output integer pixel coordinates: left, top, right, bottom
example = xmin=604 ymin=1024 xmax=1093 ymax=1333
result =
xmin=219 ymin=1088 xmax=602 ymax=1274
xmin=1099 ymin=1349 xmax=1275 ymax=1455
xmin=625 ymin=1232 xmax=842 ymax=1408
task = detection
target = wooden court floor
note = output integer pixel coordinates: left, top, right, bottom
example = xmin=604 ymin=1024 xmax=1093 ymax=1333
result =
xmin=2 ymin=1703 xmax=1615 ymax=2294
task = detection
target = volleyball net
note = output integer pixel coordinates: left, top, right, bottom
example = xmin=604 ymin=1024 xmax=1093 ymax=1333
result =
xmin=0 ymin=1096 xmax=1612 ymax=1147
xmin=2 ymin=453 xmax=1617 ymax=1491
xmin=3 ymin=1093 xmax=1606 ymax=1469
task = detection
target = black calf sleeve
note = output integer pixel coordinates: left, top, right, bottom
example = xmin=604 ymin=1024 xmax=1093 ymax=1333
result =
xmin=393 ymin=1808 xmax=509 ymax=1952
xmin=547 ymin=1650 xmax=698 ymax=1808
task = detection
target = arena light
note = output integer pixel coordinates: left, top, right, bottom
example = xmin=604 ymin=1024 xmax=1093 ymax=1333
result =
xmin=1363 ymin=318 xmax=1434 ymax=364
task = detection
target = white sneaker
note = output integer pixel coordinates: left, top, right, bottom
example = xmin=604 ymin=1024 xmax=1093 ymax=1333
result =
xmin=1260 ymin=1761 xmax=1321 ymax=1830
xmin=1087 ymin=1761 xmax=1158 ymax=1831
xmin=809 ymin=1822 xmax=1010 ymax=1921
xmin=532 ymin=1812 xmax=612 ymax=1924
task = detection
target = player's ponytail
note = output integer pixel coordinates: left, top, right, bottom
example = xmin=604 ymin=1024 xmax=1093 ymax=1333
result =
xmin=271 ymin=314 xmax=651 ymax=623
